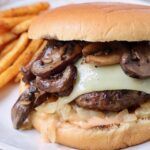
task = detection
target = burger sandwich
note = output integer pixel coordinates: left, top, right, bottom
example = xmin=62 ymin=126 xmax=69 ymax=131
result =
xmin=11 ymin=3 xmax=150 ymax=150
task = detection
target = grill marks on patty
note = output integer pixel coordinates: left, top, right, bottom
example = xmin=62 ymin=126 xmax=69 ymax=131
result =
xmin=75 ymin=90 xmax=150 ymax=112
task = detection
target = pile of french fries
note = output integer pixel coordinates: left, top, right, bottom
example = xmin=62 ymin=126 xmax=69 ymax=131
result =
xmin=0 ymin=2 xmax=50 ymax=89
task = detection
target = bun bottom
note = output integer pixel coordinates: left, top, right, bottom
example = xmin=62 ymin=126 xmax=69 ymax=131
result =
xmin=31 ymin=111 xmax=150 ymax=150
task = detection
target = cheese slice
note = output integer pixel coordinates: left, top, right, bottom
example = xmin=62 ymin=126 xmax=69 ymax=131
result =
xmin=57 ymin=59 xmax=150 ymax=107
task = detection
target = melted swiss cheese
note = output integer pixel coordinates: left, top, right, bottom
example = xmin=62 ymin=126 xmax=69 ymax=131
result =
xmin=57 ymin=59 xmax=150 ymax=107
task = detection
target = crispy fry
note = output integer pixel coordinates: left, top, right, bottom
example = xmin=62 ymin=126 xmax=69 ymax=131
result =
xmin=11 ymin=18 xmax=33 ymax=34
xmin=15 ymin=39 xmax=43 ymax=67
xmin=0 ymin=32 xmax=17 ymax=46
xmin=0 ymin=66 xmax=17 ymax=88
xmin=0 ymin=15 xmax=34 ymax=29
xmin=30 ymin=40 xmax=47 ymax=62
xmin=0 ymin=22 xmax=9 ymax=34
xmin=15 ymin=40 xmax=46 ymax=82
xmin=0 ymin=2 xmax=49 ymax=17
xmin=0 ymin=39 xmax=43 ymax=88
xmin=0 ymin=40 xmax=17 ymax=58
xmin=0 ymin=45 xmax=5 ymax=51
xmin=14 ymin=41 xmax=47 ymax=83
xmin=14 ymin=72 xmax=23 ymax=83
xmin=0 ymin=33 xmax=29 ymax=73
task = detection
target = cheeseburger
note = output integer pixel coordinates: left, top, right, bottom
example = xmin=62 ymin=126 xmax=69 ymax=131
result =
xmin=11 ymin=3 xmax=150 ymax=150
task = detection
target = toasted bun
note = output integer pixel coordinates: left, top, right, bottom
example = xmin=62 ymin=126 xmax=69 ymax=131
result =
xmin=31 ymin=111 xmax=150 ymax=150
xmin=28 ymin=3 xmax=150 ymax=42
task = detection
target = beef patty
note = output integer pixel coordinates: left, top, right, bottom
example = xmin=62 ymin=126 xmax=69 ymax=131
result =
xmin=75 ymin=90 xmax=150 ymax=112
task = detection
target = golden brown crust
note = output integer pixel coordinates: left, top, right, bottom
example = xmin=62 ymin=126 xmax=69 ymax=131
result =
xmin=31 ymin=111 xmax=150 ymax=150
xmin=28 ymin=3 xmax=150 ymax=42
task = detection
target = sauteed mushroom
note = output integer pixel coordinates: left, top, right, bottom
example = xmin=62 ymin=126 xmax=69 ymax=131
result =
xmin=11 ymin=85 xmax=49 ymax=129
xmin=21 ymin=66 xmax=35 ymax=83
xmin=121 ymin=43 xmax=150 ymax=78
xmin=82 ymin=42 xmax=103 ymax=56
xmin=11 ymin=85 xmax=37 ymax=129
xmin=85 ymin=54 xmax=121 ymax=66
xmin=84 ymin=42 xmax=125 ymax=66
xmin=31 ymin=42 xmax=82 ymax=78
xmin=36 ymin=65 xmax=77 ymax=96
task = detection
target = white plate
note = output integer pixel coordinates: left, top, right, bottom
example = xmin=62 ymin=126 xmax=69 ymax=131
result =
xmin=0 ymin=0 xmax=149 ymax=149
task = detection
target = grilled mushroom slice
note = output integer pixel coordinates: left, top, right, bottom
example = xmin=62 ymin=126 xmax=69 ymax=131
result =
xmin=85 ymin=54 xmax=121 ymax=66
xmin=21 ymin=67 xmax=35 ymax=83
xmin=11 ymin=86 xmax=37 ymax=129
xmin=121 ymin=43 xmax=150 ymax=78
xmin=36 ymin=65 xmax=77 ymax=96
xmin=11 ymin=85 xmax=49 ymax=129
xmin=31 ymin=42 xmax=82 ymax=78
xmin=85 ymin=42 xmax=125 ymax=66
xmin=85 ymin=47 xmax=122 ymax=66
xmin=82 ymin=42 xmax=103 ymax=56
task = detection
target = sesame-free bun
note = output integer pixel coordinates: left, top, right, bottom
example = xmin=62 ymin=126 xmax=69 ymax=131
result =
xmin=28 ymin=3 xmax=150 ymax=42
xmin=31 ymin=111 xmax=150 ymax=150
xmin=19 ymin=81 xmax=150 ymax=149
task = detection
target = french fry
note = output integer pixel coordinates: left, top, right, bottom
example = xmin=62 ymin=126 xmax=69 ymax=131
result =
xmin=0 ymin=15 xmax=34 ymax=29
xmin=0 ymin=45 xmax=5 ymax=52
xmin=0 ymin=2 xmax=49 ymax=17
xmin=0 ymin=22 xmax=9 ymax=34
xmin=0 ymin=32 xmax=17 ymax=47
xmin=14 ymin=39 xmax=43 ymax=67
xmin=0 ymin=40 xmax=17 ymax=58
xmin=0 ymin=39 xmax=43 ymax=88
xmin=14 ymin=72 xmax=23 ymax=83
xmin=0 ymin=65 xmax=18 ymax=88
xmin=30 ymin=40 xmax=47 ymax=62
xmin=0 ymin=33 xmax=29 ymax=73
xmin=14 ymin=40 xmax=46 ymax=82
xmin=11 ymin=19 xmax=33 ymax=34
